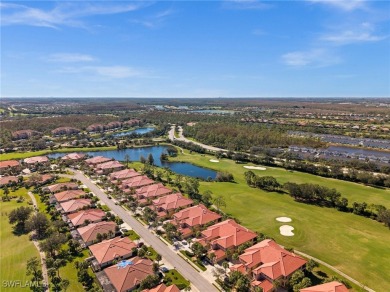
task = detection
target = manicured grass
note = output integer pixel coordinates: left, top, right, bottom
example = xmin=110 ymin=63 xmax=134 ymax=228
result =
xmin=0 ymin=189 xmax=40 ymax=292
xmin=179 ymin=250 xmax=207 ymax=271
xmin=145 ymin=246 xmax=159 ymax=261
xmin=127 ymin=230 xmax=140 ymax=241
xmin=58 ymin=250 xmax=91 ymax=292
xmin=170 ymin=151 xmax=390 ymax=291
xmin=163 ymin=269 xmax=190 ymax=290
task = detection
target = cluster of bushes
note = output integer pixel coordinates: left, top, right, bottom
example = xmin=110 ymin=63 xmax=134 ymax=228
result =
xmin=244 ymin=172 xmax=390 ymax=228
xmin=215 ymin=172 xmax=234 ymax=182
xmin=172 ymin=140 xmax=206 ymax=154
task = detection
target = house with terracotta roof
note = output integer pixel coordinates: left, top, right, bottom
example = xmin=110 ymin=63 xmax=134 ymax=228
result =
xmin=85 ymin=156 xmax=113 ymax=167
xmin=0 ymin=160 xmax=21 ymax=174
xmin=35 ymin=174 xmax=55 ymax=185
xmin=75 ymin=221 xmax=117 ymax=246
xmin=51 ymin=127 xmax=80 ymax=136
xmin=109 ymin=169 xmax=141 ymax=184
xmin=196 ymin=219 xmax=257 ymax=263
xmin=103 ymin=257 xmax=154 ymax=292
xmin=230 ymin=239 xmax=307 ymax=292
xmin=134 ymin=183 xmax=172 ymax=205
xmin=172 ymin=204 xmax=221 ymax=238
xmin=53 ymin=189 xmax=86 ymax=203
xmin=43 ymin=182 xmax=79 ymax=193
xmin=59 ymin=198 xmax=92 ymax=214
xmin=12 ymin=129 xmax=41 ymax=140
xmin=300 ymin=281 xmax=349 ymax=292
xmin=142 ymin=283 xmax=180 ymax=292
xmin=94 ymin=160 xmax=124 ymax=175
xmin=61 ymin=153 xmax=86 ymax=162
xmin=67 ymin=208 xmax=106 ymax=227
xmin=121 ymin=176 xmax=155 ymax=192
xmin=86 ymin=124 xmax=105 ymax=132
xmin=23 ymin=156 xmax=50 ymax=167
xmin=0 ymin=176 xmax=18 ymax=186
xmin=89 ymin=237 xmax=137 ymax=270
xmin=151 ymin=193 xmax=193 ymax=219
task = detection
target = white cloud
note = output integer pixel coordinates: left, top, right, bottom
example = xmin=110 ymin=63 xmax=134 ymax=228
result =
xmin=59 ymin=65 xmax=145 ymax=79
xmin=131 ymin=9 xmax=175 ymax=29
xmin=308 ymin=0 xmax=366 ymax=11
xmin=0 ymin=2 xmax=145 ymax=28
xmin=47 ymin=53 xmax=95 ymax=63
xmin=282 ymin=49 xmax=341 ymax=68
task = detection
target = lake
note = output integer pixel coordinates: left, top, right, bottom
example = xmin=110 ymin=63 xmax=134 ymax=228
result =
xmin=49 ymin=146 xmax=217 ymax=179
xmin=112 ymin=127 xmax=155 ymax=137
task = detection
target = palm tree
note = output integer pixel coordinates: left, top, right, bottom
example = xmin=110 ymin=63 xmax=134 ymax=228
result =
xmin=124 ymin=154 xmax=130 ymax=168
xmin=214 ymin=196 xmax=226 ymax=213
xmin=222 ymin=261 xmax=229 ymax=276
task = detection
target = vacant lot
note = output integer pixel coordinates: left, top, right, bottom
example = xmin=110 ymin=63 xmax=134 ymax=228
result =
xmin=171 ymin=151 xmax=390 ymax=291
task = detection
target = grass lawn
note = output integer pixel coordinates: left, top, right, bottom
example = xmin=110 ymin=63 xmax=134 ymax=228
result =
xmin=0 ymin=189 xmax=40 ymax=292
xmin=170 ymin=151 xmax=390 ymax=291
xmin=127 ymin=230 xmax=141 ymax=241
xmin=145 ymin=246 xmax=159 ymax=261
xmin=163 ymin=269 xmax=190 ymax=290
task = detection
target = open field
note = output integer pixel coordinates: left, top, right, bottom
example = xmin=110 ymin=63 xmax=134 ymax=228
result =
xmin=170 ymin=151 xmax=390 ymax=291
xmin=0 ymin=188 xmax=40 ymax=292
xmin=58 ymin=250 xmax=91 ymax=292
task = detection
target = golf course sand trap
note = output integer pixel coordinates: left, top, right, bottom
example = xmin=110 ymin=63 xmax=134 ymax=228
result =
xmin=276 ymin=217 xmax=292 ymax=223
xmin=243 ymin=166 xmax=266 ymax=170
xmin=280 ymin=225 xmax=295 ymax=236
xmin=209 ymin=159 xmax=220 ymax=163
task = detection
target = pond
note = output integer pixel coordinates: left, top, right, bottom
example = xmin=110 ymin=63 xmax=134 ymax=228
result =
xmin=49 ymin=146 xmax=217 ymax=180
xmin=112 ymin=127 xmax=155 ymax=137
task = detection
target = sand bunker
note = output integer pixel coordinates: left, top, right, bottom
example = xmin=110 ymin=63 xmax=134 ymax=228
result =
xmin=276 ymin=217 xmax=292 ymax=223
xmin=243 ymin=166 xmax=266 ymax=170
xmin=280 ymin=225 xmax=295 ymax=236
xmin=209 ymin=159 xmax=220 ymax=163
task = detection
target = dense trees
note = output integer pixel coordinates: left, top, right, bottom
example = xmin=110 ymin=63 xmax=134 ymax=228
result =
xmin=25 ymin=213 xmax=51 ymax=239
xmin=8 ymin=206 xmax=33 ymax=232
xmin=215 ymin=172 xmax=234 ymax=182
xmin=244 ymin=172 xmax=281 ymax=192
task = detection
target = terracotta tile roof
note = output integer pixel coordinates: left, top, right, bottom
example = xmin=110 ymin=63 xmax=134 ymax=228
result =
xmin=300 ymin=281 xmax=349 ymax=292
xmin=109 ymin=169 xmax=141 ymax=181
xmin=200 ymin=219 xmax=257 ymax=249
xmin=60 ymin=198 xmax=92 ymax=213
xmin=77 ymin=221 xmax=117 ymax=243
xmin=95 ymin=160 xmax=124 ymax=170
xmin=46 ymin=182 xmax=78 ymax=193
xmin=173 ymin=204 xmax=221 ymax=227
xmin=0 ymin=176 xmax=18 ymax=185
xmin=38 ymin=174 xmax=54 ymax=183
xmin=135 ymin=183 xmax=172 ymax=200
xmin=23 ymin=156 xmax=49 ymax=164
xmin=61 ymin=153 xmax=86 ymax=160
xmin=54 ymin=189 xmax=86 ymax=202
xmin=85 ymin=156 xmax=112 ymax=165
xmin=0 ymin=160 xmax=20 ymax=169
xmin=143 ymin=283 xmax=180 ymax=292
xmin=121 ymin=176 xmax=155 ymax=190
xmin=68 ymin=209 xmax=106 ymax=226
xmin=248 ymin=239 xmax=307 ymax=280
xmin=89 ymin=237 xmax=137 ymax=265
xmin=152 ymin=193 xmax=193 ymax=213
xmin=251 ymin=279 xmax=274 ymax=292
xmin=104 ymin=257 xmax=154 ymax=292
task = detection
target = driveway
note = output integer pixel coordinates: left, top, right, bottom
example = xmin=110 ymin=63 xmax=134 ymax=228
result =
xmin=71 ymin=171 xmax=217 ymax=292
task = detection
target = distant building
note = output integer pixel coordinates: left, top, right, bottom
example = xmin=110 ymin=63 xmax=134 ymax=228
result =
xmin=94 ymin=160 xmax=125 ymax=175
xmin=121 ymin=176 xmax=155 ymax=192
xmin=0 ymin=160 xmax=21 ymax=174
xmin=0 ymin=176 xmax=18 ymax=186
xmin=134 ymin=183 xmax=172 ymax=205
xmin=61 ymin=153 xmax=86 ymax=162
xmin=23 ymin=156 xmax=50 ymax=167
xmin=151 ymin=193 xmax=193 ymax=219
xmin=12 ymin=129 xmax=41 ymax=140
xmin=109 ymin=169 xmax=141 ymax=184
xmin=51 ymin=127 xmax=80 ymax=136
xmin=300 ymin=281 xmax=349 ymax=292
xmin=43 ymin=182 xmax=79 ymax=194
xmin=85 ymin=156 xmax=113 ymax=167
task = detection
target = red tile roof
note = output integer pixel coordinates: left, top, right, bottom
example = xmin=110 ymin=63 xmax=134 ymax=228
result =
xmin=104 ymin=257 xmax=154 ymax=292
xmin=68 ymin=209 xmax=106 ymax=226
xmin=23 ymin=156 xmax=49 ymax=164
xmin=109 ymin=169 xmax=141 ymax=181
xmin=121 ymin=175 xmax=155 ymax=190
xmin=200 ymin=219 xmax=257 ymax=249
xmin=143 ymin=283 xmax=180 ymax=292
xmin=89 ymin=237 xmax=136 ymax=265
xmin=251 ymin=279 xmax=274 ymax=292
xmin=95 ymin=160 xmax=124 ymax=170
xmin=0 ymin=176 xmax=18 ymax=186
xmin=246 ymin=240 xmax=307 ymax=280
xmin=46 ymin=182 xmax=78 ymax=193
xmin=77 ymin=221 xmax=117 ymax=243
xmin=300 ymin=281 xmax=349 ymax=292
xmin=152 ymin=193 xmax=193 ymax=213
xmin=173 ymin=204 xmax=221 ymax=228
xmin=54 ymin=189 xmax=86 ymax=202
xmin=135 ymin=183 xmax=172 ymax=200
xmin=59 ymin=198 xmax=92 ymax=213
xmin=85 ymin=156 xmax=112 ymax=165
xmin=0 ymin=160 xmax=20 ymax=169
xmin=61 ymin=153 xmax=86 ymax=160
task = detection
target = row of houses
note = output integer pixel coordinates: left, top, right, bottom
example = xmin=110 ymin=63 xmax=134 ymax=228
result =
xmin=45 ymin=177 xmax=179 ymax=292
xmin=86 ymin=119 xmax=141 ymax=133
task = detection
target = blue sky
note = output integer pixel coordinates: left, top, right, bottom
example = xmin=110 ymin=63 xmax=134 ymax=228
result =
xmin=1 ymin=0 xmax=389 ymax=97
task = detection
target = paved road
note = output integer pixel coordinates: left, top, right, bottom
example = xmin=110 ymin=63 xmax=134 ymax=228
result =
xmin=27 ymin=192 xmax=50 ymax=291
xmin=169 ymin=125 xmax=228 ymax=152
xmin=71 ymin=171 xmax=217 ymax=292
